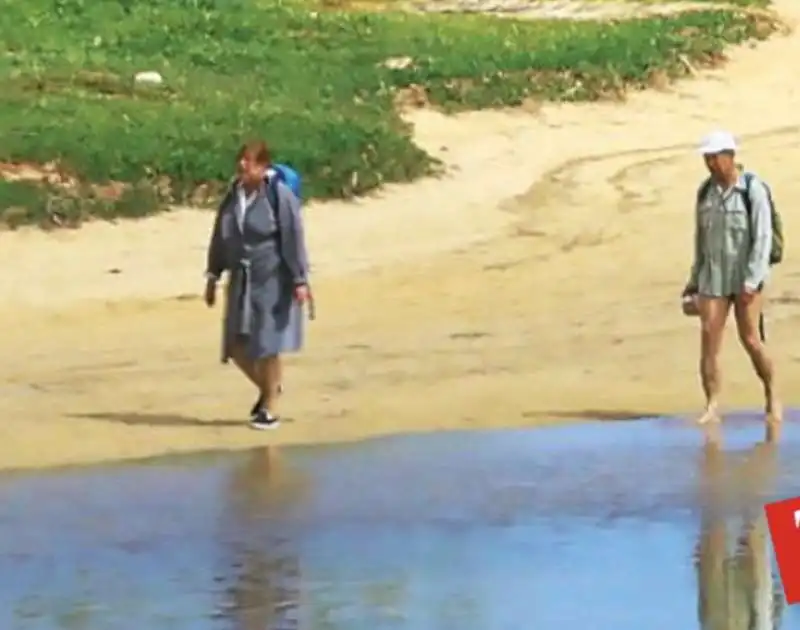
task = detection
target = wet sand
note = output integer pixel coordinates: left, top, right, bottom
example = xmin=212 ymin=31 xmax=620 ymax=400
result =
xmin=2 ymin=1 xmax=800 ymax=470
xmin=0 ymin=417 xmax=796 ymax=628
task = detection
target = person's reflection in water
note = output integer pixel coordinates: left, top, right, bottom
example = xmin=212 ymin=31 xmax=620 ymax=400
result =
xmin=695 ymin=423 xmax=784 ymax=630
xmin=220 ymin=447 xmax=308 ymax=630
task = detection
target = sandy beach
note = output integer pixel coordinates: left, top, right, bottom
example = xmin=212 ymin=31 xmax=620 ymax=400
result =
xmin=2 ymin=0 xmax=799 ymax=471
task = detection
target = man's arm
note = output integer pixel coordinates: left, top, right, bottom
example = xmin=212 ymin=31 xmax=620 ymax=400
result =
xmin=744 ymin=179 xmax=773 ymax=291
xmin=205 ymin=197 xmax=229 ymax=281
xmin=685 ymin=195 xmax=703 ymax=294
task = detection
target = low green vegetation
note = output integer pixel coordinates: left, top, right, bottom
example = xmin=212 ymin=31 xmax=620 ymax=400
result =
xmin=0 ymin=179 xmax=166 ymax=229
xmin=0 ymin=0 xmax=777 ymax=227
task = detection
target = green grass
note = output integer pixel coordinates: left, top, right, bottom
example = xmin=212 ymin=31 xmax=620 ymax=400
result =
xmin=0 ymin=0 xmax=777 ymax=227
xmin=0 ymin=179 xmax=167 ymax=229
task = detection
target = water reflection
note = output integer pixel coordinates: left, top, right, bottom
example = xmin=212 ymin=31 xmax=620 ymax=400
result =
xmin=695 ymin=423 xmax=784 ymax=630
xmin=2 ymin=418 xmax=800 ymax=629
xmin=218 ymin=447 xmax=305 ymax=630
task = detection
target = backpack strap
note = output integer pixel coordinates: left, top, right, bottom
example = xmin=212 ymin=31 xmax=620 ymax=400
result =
xmin=696 ymin=177 xmax=712 ymax=205
xmin=741 ymin=172 xmax=754 ymax=217
xmin=266 ymin=173 xmax=283 ymax=239
xmin=698 ymin=173 xmax=757 ymax=212
xmin=738 ymin=171 xmax=775 ymax=217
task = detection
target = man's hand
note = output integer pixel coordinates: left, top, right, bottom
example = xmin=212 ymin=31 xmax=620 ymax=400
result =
xmin=204 ymin=277 xmax=217 ymax=307
xmin=740 ymin=288 xmax=758 ymax=305
xmin=294 ymin=283 xmax=310 ymax=304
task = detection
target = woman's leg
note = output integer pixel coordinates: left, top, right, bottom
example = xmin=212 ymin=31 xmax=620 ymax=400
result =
xmin=250 ymin=277 xmax=297 ymax=424
xmin=256 ymin=354 xmax=283 ymax=416
xmin=228 ymin=338 xmax=260 ymax=387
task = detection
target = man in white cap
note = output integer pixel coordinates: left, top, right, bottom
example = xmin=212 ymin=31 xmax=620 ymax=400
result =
xmin=683 ymin=130 xmax=780 ymax=425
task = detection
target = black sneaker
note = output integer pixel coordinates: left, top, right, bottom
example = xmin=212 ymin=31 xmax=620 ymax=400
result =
xmin=249 ymin=384 xmax=284 ymax=418
xmin=250 ymin=409 xmax=280 ymax=431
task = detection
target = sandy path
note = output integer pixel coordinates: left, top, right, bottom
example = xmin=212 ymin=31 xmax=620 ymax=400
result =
xmin=413 ymin=0 xmax=767 ymax=20
xmin=2 ymin=2 xmax=799 ymax=471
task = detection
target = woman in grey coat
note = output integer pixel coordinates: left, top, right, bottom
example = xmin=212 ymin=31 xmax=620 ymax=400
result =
xmin=204 ymin=140 xmax=310 ymax=430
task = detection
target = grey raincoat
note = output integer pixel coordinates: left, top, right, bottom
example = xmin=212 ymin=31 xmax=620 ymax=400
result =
xmin=206 ymin=178 xmax=309 ymax=362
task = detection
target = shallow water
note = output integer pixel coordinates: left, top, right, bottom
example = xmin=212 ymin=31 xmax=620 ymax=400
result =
xmin=1 ymin=414 xmax=799 ymax=630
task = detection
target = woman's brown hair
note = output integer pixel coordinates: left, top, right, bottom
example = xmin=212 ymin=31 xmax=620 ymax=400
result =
xmin=237 ymin=140 xmax=271 ymax=166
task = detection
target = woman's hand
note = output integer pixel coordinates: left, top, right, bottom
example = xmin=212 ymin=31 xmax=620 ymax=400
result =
xmin=204 ymin=277 xmax=217 ymax=307
xmin=293 ymin=283 xmax=310 ymax=304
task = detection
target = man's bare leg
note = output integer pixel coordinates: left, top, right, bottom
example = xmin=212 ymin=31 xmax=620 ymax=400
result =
xmin=702 ymin=421 xmax=722 ymax=447
xmin=696 ymin=438 xmax=726 ymax=628
xmin=696 ymin=296 xmax=730 ymax=424
xmin=765 ymin=416 xmax=782 ymax=443
xmin=734 ymin=292 xmax=781 ymax=423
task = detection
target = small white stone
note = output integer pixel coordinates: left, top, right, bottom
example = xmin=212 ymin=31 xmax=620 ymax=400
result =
xmin=133 ymin=71 xmax=164 ymax=86
xmin=381 ymin=56 xmax=414 ymax=70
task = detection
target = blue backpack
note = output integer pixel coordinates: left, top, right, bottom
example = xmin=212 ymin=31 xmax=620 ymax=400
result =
xmin=268 ymin=163 xmax=302 ymax=202
xmin=266 ymin=163 xmax=315 ymax=318
xmin=265 ymin=162 xmax=301 ymax=245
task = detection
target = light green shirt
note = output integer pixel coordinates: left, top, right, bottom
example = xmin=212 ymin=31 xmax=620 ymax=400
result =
xmin=688 ymin=172 xmax=772 ymax=297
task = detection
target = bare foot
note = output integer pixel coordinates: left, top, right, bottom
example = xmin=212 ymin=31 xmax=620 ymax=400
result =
xmin=766 ymin=399 xmax=783 ymax=424
xmin=765 ymin=419 xmax=782 ymax=443
xmin=702 ymin=421 xmax=722 ymax=446
xmin=696 ymin=405 xmax=720 ymax=425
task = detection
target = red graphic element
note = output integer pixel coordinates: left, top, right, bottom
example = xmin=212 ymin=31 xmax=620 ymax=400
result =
xmin=764 ymin=496 xmax=800 ymax=605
